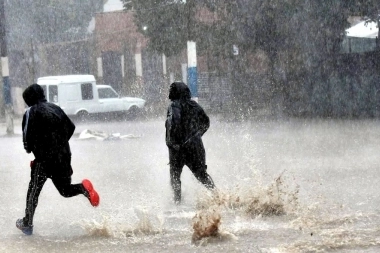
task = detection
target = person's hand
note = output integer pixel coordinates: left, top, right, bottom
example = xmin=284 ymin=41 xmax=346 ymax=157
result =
xmin=23 ymin=142 xmax=31 ymax=153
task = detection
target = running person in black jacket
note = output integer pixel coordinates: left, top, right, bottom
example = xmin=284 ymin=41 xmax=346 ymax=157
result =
xmin=16 ymin=84 xmax=99 ymax=235
xmin=165 ymin=82 xmax=215 ymax=204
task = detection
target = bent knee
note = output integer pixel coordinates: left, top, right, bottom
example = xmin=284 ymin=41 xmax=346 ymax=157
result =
xmin=57 ymin=189 xmax=71 ymax=198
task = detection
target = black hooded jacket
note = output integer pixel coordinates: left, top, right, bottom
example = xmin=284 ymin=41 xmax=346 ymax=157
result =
xmin=22 ymin=84 xmax=75 ymax=164
xmin=165 ymin=82 xmax=210 ymax=149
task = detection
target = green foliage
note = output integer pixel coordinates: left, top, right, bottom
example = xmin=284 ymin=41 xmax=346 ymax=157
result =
xmin=344 ymin=0 xmax=380 ymax=41
xmin=343 ymin=0 xmax=380 ymax=18
xmin=126 ymin=0 xmax=376 ymax=63
xmin=126 ymin=0 xmax=194 ymax=56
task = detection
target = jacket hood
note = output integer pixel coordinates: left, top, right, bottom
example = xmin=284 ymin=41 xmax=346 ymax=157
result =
xmin=168 ymin=82 xmax=191 ymax=101
xmin=23 ymin=84 xmax=47 ymax=106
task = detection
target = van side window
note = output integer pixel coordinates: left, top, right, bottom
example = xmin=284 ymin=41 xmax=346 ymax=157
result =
xmin=49 ymin=85 xmax=58 ymax=103
xmin=81 ymin=83 xmax=93 ymax=100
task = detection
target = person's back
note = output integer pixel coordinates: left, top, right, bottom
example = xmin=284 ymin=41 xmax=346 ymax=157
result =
xmin=180 ymin=99 xmax=210 ymax=143
xmin=165 ymin=82 xmax=215 ymax=204
xmin=166 ymin=82 xmax=209 ymax=149
xmin=25 ymin=101 xmax=74 ymax=162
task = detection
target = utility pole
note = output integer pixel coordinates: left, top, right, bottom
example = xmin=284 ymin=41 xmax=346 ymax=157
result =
xmin=0 ymin=0 xmax=13 ymax=134
xmin=184 ymin=0 xmax=198 ymax=101
xmin=377 ymin=14 xmax=380 ymax=51
xmin=187 ymin=41 xmax=198 ymax=102
xmin=30 ymin=39 xmax=36 ymax=82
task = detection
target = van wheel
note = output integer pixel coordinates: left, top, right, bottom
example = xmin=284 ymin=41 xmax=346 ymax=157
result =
xmin=127 ymin=106 xmax=139 ymax=120
xmin=77 ymin=111 xmax=89 ymax=122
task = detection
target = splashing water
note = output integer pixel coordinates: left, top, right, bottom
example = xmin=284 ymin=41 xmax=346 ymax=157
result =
xmin=191 ymin=170 xmax=299 ymax=245
xmin=80 ymin=208 xmax=164 ymax=240
xmin=196 ymin=170 xmax=300 ymax=217
xmin=80 ymin=216 xmax=114 ymax=238
xmin=71 ymin=167 xmax=379 ymax=252
xmin=191 ymin=206 xmax=238 ymax=246
xmin=191 ymin=206 xmax=221 ymax=243
xmin=123 ymin=208 xmax=164 ymax=237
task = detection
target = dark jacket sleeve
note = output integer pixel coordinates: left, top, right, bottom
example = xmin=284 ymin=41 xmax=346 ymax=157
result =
xmin=198 ymin=107 xmax=210 ymax=136
xmin=62 ymin=112 xmax=75 ymax=141
xmin=22 ymin=108 xmax=34 ymax=153
xmin=166 ymin=101 xmax=182 ymax=148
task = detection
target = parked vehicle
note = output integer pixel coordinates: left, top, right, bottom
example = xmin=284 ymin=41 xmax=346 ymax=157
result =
xmin=37 ymin=75 xmax=146 ymax=120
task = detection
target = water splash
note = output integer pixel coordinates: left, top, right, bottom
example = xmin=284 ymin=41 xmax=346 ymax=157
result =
xmin=191 ymin=206 xmax=221 ymax=243
xmin=80 ymin=216 xmax=114 ymax=238
xmin=123 ymin=208 xmax=164 ymax=237
xmin=191 ymin=206 xmax=238 ymax=246
xmin=80 ymin=208 xmax=164 ymax=239
xmin=196 ymin=170 xmax=300 ymax=217
xmin=192 ymin=170 xmax=299 ymax=245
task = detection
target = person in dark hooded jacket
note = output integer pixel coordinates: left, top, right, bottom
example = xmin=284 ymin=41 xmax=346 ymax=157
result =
xmin=16 ymin=84 xmax=100 ymax=235
xmin=165 ymin=82 xmax=215 ymax=204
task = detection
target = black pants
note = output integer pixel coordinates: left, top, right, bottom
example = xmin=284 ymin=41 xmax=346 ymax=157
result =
xmin=169 ymin=137 xmax=215 ymax=203
xmin=23 ymin=160 xmax=85 ymax=226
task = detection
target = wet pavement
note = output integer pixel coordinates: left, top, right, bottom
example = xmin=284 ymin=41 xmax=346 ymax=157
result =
xmin=1 ymin=116 xmax=380 ymax=252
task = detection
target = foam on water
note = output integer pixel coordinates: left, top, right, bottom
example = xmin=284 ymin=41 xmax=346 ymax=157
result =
xmin=80 ymin=216 xmax=113 ymax=238
xmin=123 ymin=208 xmax=164 ymax=237
xmin=80 ymin=208 xmax=164 ymax=240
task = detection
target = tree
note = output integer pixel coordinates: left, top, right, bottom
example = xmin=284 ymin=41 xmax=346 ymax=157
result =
xmin=344 ymin=0 xmax=380 ymax=18
xmin=236 ymin=0 xmax=301 ymax=108
xmin=125 ymin=0 xmax=196 ymax=57
xmin=343 ymin=0 xmax=380 ymax=48
xmin=126 ymin=0 xmax=380 ymax=117
xmin=127 ymin=0 xmax=302 ymax=115
xmin=31 ymin=0 xmax=103 ymax=44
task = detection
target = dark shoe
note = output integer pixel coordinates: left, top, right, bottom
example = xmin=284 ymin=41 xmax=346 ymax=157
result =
xmin=16 ymin=219 xmax=33 ymax=235
xmin=82 ymin=179 xmax=100 ymax=207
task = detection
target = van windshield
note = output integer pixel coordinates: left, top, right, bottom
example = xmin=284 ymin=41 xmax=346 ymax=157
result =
xmin=98 ymin=87 xmax=119 ymax=99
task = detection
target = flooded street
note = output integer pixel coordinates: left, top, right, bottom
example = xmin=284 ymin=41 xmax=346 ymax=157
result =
xmin=1 ymin=117 xmax=380 ymax=252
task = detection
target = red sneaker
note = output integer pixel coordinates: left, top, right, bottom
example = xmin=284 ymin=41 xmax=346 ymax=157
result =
xmin=82 ymin=179 xmax=100 ymax=207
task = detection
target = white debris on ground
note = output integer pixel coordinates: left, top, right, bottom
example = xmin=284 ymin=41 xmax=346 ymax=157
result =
xmin=78 ymin=129 xmax=141 ymax=141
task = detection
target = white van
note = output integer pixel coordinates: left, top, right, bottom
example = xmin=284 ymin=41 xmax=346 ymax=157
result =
xmin=37 ymin=75 xmax=145 ymax=119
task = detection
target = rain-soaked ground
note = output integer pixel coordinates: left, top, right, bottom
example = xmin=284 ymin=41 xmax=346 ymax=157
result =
xmin=0 ymin=116 xmax=380 ymax=252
